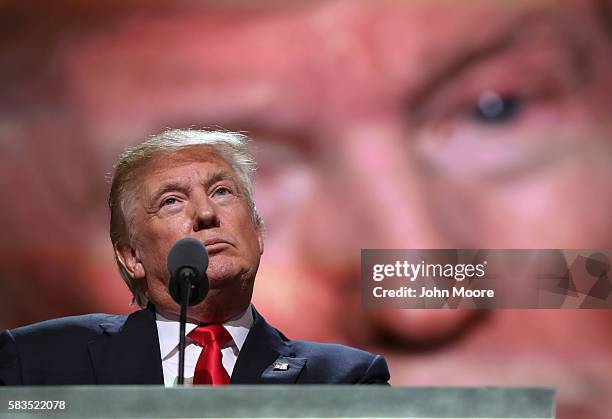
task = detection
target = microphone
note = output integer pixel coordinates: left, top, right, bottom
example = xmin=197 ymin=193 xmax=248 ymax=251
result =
xmin=167 ymin=237 xmax=209 ymax=306
xmin=166 ymin=237 xmax=210 ymax=386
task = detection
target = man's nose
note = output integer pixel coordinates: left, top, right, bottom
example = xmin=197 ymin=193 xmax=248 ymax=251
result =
xmin=191 ymin=191 xmax=220 ymax=231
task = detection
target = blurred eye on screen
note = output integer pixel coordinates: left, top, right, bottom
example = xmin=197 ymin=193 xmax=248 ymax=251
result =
xmin=472 ymin=91 xmax=522 ymax=124
xmin=413 ymin=55 xmax=579 ymax=180
xmin=408 ymin=22 xmax=600 ymax=182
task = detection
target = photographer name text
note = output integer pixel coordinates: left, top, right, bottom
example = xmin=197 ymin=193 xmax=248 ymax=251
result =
xmin=370 ymin=260 xmax=495 ymax=299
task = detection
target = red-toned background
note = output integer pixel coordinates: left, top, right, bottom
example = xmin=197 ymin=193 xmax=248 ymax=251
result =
xmin=1 ymin=1 xmax=612 ymax=418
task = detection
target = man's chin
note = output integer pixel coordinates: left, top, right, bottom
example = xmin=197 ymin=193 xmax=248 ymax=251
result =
xmin=206 ymin=259 xmax=251 ymax=289
xmin=207 ymin=272 xmax=243 ymax=289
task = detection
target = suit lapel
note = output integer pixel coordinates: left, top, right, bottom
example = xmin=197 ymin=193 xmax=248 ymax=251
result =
xmin=88 ymin=306 xmax=164 ymax=385
xmin=87 ymin=305 xmax=304 ymax=384
xmin=230 ymin=307 xmax=306 ymax=384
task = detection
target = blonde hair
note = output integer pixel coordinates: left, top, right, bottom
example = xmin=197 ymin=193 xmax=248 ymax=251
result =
xmin=108 ymin=128 xmax=261 ymax=306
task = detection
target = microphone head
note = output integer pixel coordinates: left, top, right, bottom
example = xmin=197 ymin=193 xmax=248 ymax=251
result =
xmin=168 ymin=237 xmax=209 ymax=279
xmin=167 ymin=237 xmax=209 ymax=306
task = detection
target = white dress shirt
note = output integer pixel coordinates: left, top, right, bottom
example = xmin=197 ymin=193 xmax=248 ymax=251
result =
xmin=155 ymin=305 xmax=254 ymax=387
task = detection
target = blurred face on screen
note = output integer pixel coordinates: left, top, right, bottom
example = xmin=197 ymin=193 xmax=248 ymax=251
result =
xmin=78 ymin=0 xmax=607 ymax=342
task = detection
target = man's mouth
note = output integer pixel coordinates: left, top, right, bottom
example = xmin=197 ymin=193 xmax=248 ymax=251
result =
xmin=203 ymin=238 xmax=232 ymax=253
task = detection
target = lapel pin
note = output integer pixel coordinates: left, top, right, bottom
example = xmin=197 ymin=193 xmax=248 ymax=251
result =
xmin=273 ymin=362 xmax=289 ymax=371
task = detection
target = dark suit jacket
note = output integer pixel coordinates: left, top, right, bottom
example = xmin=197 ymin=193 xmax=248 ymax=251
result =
xmin=0 ymin=306 xmax=389 ymax=385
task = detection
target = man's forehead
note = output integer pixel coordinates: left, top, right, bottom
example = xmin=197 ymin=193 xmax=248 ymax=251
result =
xmin=138 ymin=147 xmax=236 ymax=184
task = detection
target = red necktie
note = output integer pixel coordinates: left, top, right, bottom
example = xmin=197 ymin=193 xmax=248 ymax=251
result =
xmin=188 ymin=325 xmax=233 ymax=385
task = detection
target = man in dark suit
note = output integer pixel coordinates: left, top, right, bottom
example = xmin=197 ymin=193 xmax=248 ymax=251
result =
xmin=0 ymin=129 xmax=389 ymax=386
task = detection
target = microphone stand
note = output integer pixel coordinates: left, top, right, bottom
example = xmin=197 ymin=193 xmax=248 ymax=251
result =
xmin=177 ymin=271 xmax=194 ymax=386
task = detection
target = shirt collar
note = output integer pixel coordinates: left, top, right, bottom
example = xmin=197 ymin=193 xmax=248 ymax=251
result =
xmin=155 ymin=305 xmax=254 ymax=360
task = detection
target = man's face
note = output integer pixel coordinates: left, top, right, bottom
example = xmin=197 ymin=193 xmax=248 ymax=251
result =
xmin=119 ymin=146 xmax=263 ymax=322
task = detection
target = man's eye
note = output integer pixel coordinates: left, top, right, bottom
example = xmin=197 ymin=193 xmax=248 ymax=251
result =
xmin=213 ymin=187 xmax=231 ymax=196
xmin=471 ymin=91 xmax=522 ymax=124
xmin=161 ymin=197 xmax=178 ymax=207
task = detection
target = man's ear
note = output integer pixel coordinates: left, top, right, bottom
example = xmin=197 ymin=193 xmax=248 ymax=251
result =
xmin=115 ymin=242 xmax=146 ymax=279
xmin=254 ymin=209 xmax=264 ymax=255
xmin=257 ymin=228 xmax=264 ymax=256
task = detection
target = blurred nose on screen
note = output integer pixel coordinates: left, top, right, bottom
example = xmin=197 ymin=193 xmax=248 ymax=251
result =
xmin=292 ymin=122 xmax=481 ymax=346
